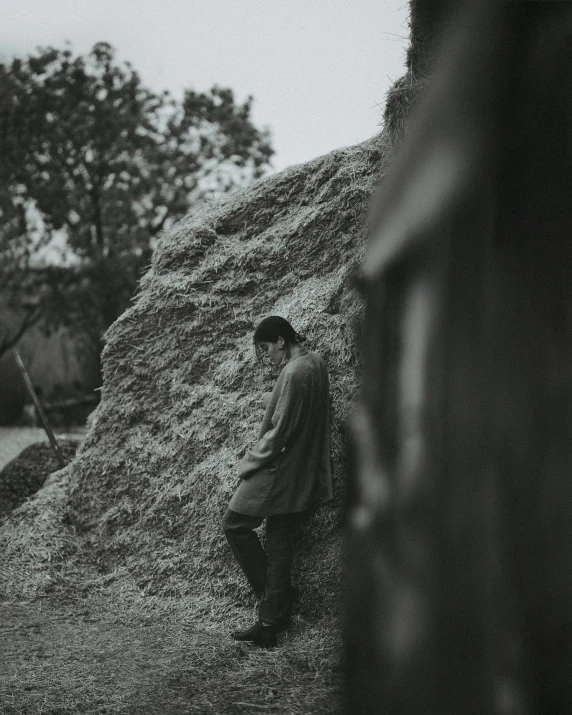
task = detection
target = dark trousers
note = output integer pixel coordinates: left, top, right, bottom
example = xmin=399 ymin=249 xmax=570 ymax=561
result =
xmin=222 ymin=508 xmax=306 ymax=626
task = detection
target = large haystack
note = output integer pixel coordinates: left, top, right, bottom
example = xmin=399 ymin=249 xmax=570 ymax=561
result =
xmin=72 ymin=135 xmax=391 ymax=608
xmin=0 ymin=134 xmax=392 ymax=610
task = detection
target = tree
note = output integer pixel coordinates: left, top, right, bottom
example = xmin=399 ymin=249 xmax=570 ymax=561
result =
xmin=0 ymin=43 xmax=273 ymax=362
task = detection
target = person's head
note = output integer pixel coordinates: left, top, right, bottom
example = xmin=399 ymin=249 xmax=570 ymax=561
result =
xmin=253 ymin=316 xmax=305 ymax=365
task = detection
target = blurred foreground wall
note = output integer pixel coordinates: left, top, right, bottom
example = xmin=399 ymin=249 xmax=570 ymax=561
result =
xmin=346 ymin=3 xmax=572 ymax=714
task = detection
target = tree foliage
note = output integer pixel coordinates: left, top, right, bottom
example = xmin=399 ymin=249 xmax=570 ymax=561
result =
xmin=0 ymin=43 xmax=273 ymax=360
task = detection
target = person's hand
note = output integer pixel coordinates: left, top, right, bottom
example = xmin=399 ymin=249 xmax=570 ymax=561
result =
xmin=261 ymin=392 xmax=272 ymax=409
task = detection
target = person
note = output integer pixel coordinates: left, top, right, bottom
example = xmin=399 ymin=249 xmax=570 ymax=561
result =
xmin=222 ymin=315 xmax=334 ymax=647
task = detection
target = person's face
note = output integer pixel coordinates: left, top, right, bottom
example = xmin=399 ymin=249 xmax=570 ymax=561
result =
xmin=257 ymin=338 xmax=287 ymax=365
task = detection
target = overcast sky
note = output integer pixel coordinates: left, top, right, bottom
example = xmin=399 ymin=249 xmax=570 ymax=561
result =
xmin=1 ymin=0 xmax=409 ymax=172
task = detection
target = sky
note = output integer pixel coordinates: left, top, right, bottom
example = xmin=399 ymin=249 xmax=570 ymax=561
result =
xmin=0 ymin=0 xmax=410 ymax=172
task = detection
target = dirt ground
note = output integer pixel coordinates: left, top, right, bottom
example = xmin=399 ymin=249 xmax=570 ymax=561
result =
xmin=0 ymin=431 xmax=342 ymax=715
xmin=0 ymin=596 xmax=342 ymax=715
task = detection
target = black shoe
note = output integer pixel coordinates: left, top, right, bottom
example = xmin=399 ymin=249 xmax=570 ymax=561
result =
xmin=232 ymin=621 xmax=278 ymax=648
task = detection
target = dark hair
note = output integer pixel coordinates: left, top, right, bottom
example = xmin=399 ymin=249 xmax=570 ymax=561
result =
xmin=253 ymin=316 xmax=306 ymax=360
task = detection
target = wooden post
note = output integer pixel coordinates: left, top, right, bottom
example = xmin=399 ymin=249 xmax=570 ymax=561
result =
xmin=14 ymin=351 xmax=66 ymax=469
xmin=347 ymin=2 xmax=572 ymax=712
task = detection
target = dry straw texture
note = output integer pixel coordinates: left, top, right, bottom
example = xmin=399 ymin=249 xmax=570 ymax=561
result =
xmin=0 ymin=134 xmax=392 ymax=616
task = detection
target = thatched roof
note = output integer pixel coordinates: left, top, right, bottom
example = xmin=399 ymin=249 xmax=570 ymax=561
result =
xmin=0 ymin=133 xmax=393 ymax=613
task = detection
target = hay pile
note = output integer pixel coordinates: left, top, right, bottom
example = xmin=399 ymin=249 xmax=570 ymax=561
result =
xmin=0 ymin=441 xmax=78 ymax=598
xmin=0 ymin=440 xmax=78 ymax=519
xmin=0 ymin=454 xmax=79 ymax=597
xmin=0 ymin=133 xmax=393 ymax=614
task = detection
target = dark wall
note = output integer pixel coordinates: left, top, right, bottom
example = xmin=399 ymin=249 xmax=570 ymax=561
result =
xmin=347 ymin=2 xmax=572 ymax=713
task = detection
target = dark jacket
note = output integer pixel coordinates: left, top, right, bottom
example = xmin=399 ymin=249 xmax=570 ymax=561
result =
xmin=228 ymin=349 xmax=334 ymax=516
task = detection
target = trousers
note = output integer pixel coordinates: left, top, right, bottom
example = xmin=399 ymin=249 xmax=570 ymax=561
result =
xmin=222 ymin=508 xmax=306 ymax=626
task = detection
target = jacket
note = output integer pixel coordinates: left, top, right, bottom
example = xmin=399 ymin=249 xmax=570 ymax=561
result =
xmin=228 ymin=349 xmax=334 ymax=516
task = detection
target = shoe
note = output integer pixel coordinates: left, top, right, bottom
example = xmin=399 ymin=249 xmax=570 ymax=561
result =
xmin=232 ymin=621 xmax=278 ymax=648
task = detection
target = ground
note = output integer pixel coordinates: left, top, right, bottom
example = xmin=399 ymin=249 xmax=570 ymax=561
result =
xmin=0 ymin=594 xmax=342 ymax=715
xmin=0 ymin=432 xmax=342 ymax=715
